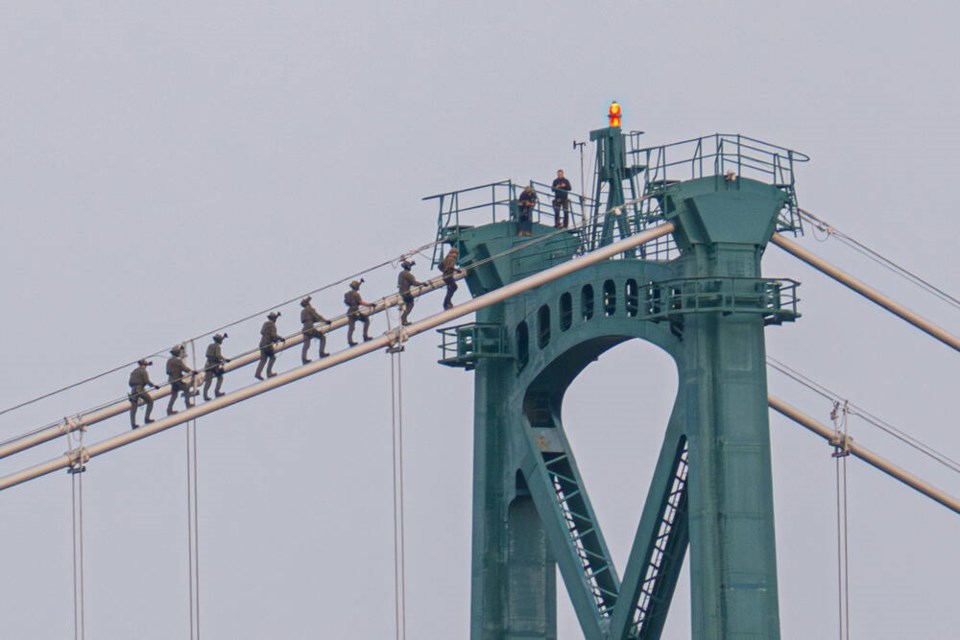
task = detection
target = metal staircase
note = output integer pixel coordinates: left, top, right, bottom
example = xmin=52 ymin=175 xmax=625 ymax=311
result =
xmin=627 ymin=439 xmax=690 ymax=639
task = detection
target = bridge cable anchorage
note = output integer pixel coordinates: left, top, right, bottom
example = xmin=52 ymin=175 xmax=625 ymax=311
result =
xmin=771 ymin=233 xmax=960 ymax=352
xmin=766 ymin=356 xmax=960 ymax=475
xmin=0 ymin=198 xmax=646 ymax=460
xmin=0 ymin=239 xmax=445 ymax=422
xmin=389 ymin=344 xmax=408 ymax=640
xmin=768 ymin=395 xmax=960 ymax=516
xmin=0 ymin=224 xmax=676 ymax=491
xmin=66 ymin=417 xmax=87 ymax=640
xmin=830 ymin=401 xmax=852 ymax=640
xmin=798 ymin=208 xmax=960 ymax=311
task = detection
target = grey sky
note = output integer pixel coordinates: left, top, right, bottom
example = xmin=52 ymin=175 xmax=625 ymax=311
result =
xmin=1 ymin=1 xmax=958 ymax=638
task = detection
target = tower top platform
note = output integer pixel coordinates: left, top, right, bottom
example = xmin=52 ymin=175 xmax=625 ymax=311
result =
xmin=425 ymin=132 xmax=809 ymax=268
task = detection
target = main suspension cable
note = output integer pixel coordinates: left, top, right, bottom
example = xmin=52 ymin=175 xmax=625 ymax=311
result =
xmin=1 ymin=194 xmax=658 ymax=451
xmin=0 ymin=240 xmax=441 ymax=421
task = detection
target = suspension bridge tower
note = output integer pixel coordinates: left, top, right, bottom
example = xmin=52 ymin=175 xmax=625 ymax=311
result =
xmin=431 ymin=110 xmax=806 ymax=639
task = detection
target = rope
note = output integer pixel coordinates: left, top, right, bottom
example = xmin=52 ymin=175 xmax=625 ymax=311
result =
xmin=798 ymin=208 xmax=960 ymax=311
xmin=389 ymin=348 xmax=408 ymax=640
xmin=831 ymin=402 xmax=851 ymax=640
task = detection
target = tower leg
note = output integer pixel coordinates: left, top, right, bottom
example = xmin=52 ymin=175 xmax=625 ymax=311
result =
xmin=683 ymin=312 xmax=781 ymax=639
xmin=471 ymin=360 xmax=557 ymax=639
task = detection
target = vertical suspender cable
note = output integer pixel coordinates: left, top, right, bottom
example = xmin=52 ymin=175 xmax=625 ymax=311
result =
xmin=397 ymin=351 xmax=408 ymax=640
xmin=388 ymin=308 xmax=408 ymax=640
xmin=68 ymin=426 xmax=86 ymax=640
xmin=390 ymin=352 xmax=401 ymax=640
xmin=186 ymin=341 xmax=201 ymax=640
xmin=831 ymin=401 xmax=851 ymax=640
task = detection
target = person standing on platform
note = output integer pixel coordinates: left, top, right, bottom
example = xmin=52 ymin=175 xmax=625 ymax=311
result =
xmin=255 ymin=312 xmax=284 ymax=380
xmin=517 ymin=185 xmax=538 ymax=236
xmin=551 ymin=169 xmax=572 ymax=228
xmin=128 ymin=359 xmax=158 ymax=429
xmin=344 ymin=280 xmax=375 ymax=346
xmin=440 ymin=246 xmax=460 ymax=310
xmin=300 ymin=296 xmax=332 ymax=363
xmin=202 ymin=333 xmax=230 ymax=400
xmin=166 ymin=345 xmax=195 ymax=415
xmin=397 ymin=260 xmax=423 ymax=326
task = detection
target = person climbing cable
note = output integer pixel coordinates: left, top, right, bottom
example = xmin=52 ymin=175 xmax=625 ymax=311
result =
xmin=344 ymin=280 xmax=375 ymax=346
xmin=397 ymin=260 xmax=424 ymax=326
xmin=300 ymin=296 xmax=332 ymax=363
xmin=255 ymin=312 xmax=284 ymax=380
xmin=166 ymin=344 xmax=195 ymax=415
xmin=202 ymin=333 xmax=230 ymax=400
xmin=441 ymin=246 xmax=460 ymax=310
xmin=128 ymin=358 xmax=158 ymax=429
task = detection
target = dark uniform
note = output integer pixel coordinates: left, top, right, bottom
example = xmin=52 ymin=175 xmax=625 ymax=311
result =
xmin=517 ymin=186 xmax=538 ymax=236
xmin=397 ymin=261 xmax=423 ymax=326
xmin=300 ymin=296 xmax=331 ymax=364
xmin=255 ymin=312 xmax=283 ymax=379
xmin=441 ymin=248 xmax=459 ymax=310
xmin=203 ymin=334 xmax=230 ymax=400
xmin=128 ymin=359 xmax=157 ymax=429
xmin=344 ymin=280 xmax=373 ymax=346
xmin=551 ymin=172 xmax=572 ymax=228
xmin=166 ymin=346 xmax=194 ymax=415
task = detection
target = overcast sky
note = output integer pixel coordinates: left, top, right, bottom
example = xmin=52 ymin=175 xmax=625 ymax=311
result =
xmin=1 ymin=2 xmax=958 ymax=638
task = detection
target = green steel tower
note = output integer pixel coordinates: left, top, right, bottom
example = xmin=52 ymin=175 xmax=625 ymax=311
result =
xmin=431 ymin=117 xmax=806 ymax=639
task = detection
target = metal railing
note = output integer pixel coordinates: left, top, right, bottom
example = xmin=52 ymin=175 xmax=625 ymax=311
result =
xmin=437 ymin=322 xmax=510 ymax=368
xmin=425 ymin=180 xmax=596 ymax=265
xmin=644 ymin=277 xmax=801 ymax=324
xmin=634 ymin=133 xmax=810 ymax=233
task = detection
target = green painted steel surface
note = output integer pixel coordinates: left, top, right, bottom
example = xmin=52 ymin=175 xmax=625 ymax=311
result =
xmin=445 ymin=131 xmax=803 ymax=639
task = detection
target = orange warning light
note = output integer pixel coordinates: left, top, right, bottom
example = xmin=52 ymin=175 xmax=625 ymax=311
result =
xmin=608 ymin=101 xmax=621 ymax=128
